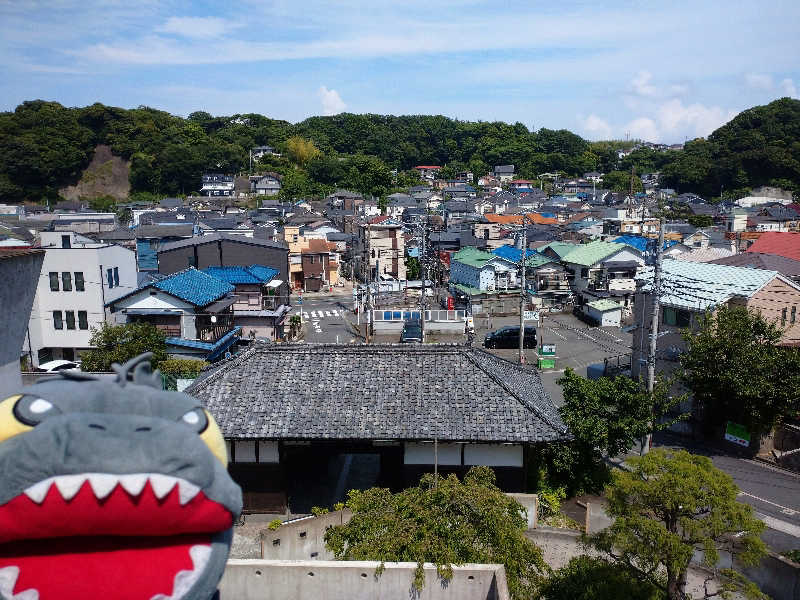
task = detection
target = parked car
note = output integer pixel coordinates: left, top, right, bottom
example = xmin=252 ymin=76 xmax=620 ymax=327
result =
xmin=37 ymin=359 xmax=79 ymax=372
xmin=400 ymin=319 xmax=423 ymax=343
xmin=483 ymin=326 xmax=537 ymax=349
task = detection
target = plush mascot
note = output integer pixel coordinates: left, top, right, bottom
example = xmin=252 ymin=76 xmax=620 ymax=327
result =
xmin=0 ymin=354 xmax=242 ymax=600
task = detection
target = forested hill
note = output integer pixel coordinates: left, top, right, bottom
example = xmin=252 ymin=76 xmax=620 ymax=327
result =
xmin=0 ymin=97 xmax=798 ymax=203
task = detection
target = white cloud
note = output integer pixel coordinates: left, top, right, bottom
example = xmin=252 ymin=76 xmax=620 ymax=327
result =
xmin=781 ymin=78 xmax=798 ymax=98
xmin=157 ymin=16 xmax=240 ymax=39
xmin=745 ymin=72 xmax=774 ymax=90
xmin=657 ymin=99 xmax=737 ymax=138
xmin=625 ymin=117 xmax=660 ymax=142
xmin=581 ymin=114 xmax=613 ymax=139
xmin=630 ymin=71 xmax=658 ymax=97
xmin=319 ymin=86 xmax=346 ymax=115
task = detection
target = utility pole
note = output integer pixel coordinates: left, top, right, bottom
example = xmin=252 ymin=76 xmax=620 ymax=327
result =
xmin=420 ymin=217 xmax=427 ymax=343
xmin=641 ymin=216 xmax=665 ymax=455
xmin=518 ymin=214 xmax=528 ymax=364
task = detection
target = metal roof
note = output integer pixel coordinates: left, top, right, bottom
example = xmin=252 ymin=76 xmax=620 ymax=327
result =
xmin=561 ymin=240 xmax=629 ymax=266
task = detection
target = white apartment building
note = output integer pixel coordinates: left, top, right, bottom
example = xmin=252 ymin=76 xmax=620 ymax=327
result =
xmin=25 ymin=232 xmax=137 ymax=367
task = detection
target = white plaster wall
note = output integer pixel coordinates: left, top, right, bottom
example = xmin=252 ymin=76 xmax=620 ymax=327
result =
xmin=404 ymin=442 xmax=461 ymax=465
xmin=463 ymin=444 xmax=523 ymax=467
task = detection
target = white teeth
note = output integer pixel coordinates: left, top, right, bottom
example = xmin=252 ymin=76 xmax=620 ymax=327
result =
xmin=0 ymin=566 xmax=39 ymax=600
xmin=119 ymin=473 xmax=148 ymax=496
xmin=87 ymin=474 xmax=119 ymax=500
xmin=177 ymin=480 xmax=201 ymax=505
xmin=23 ymin=479 xmax=53 ymax=504
xmin=149 ymin=474 xmax=178 ymax=499
xmin=150 ymin=544 xmax=211 ymax=600
xmin=21 ymin=473 xmax=204 ymax=505
xmin=53 ymin=475 xmax=86 ymax=501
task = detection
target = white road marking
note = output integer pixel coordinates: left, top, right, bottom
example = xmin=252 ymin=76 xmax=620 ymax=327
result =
xmin=332 ymin=310 xmax=340 ymax=317
xmin=593 ymin=328 xmax=625 ymax=343
xmin=755 ymin=512 xmax=800 ymax=537
xmin=325 ymin=311 xmax=332 ymax=317
xmin=546 ymin=327 xmax=567 ymax=341
xmin=738 ymin=491 xmax=798 ymax=515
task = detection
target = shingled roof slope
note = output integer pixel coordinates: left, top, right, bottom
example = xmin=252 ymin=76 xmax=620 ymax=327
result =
xmin=188 ymin=344 xmax=568 ymax=443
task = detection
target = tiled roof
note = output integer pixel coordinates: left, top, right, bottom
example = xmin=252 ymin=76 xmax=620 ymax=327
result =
xmin=188 ymin=344 xmax=568 ymax=443
xmin=637 ymin=259 xmax=777 ymax=311
xmin=561 ymin=240 xmax=628 ymax=266
xmin=484 ymin=213 xmax=558 ymax=225
xmin=202 ymin=265 xmax=279 ymax=284
xmin=673 ymin=247 xmax=735 ymax=263
xmin=746 ymin=232 xmax=800 ymax=262
xmin=152 ymin=268 xmax=235 ymax=306
xmin=710 ymin=252 xmax=800 ymax=277
xmin=158 ymin=232 xmax=288 ymax=253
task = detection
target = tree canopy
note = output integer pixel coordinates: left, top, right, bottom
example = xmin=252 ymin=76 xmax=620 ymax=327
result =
xmin=80 ymin=322 xmax=167 ymax=372
xmin=589 ymin=448 xmax=767 ymax=600
xmin=324 ymin=466 xmax=548 ymax=600
xmin=680 ymin=305 xmax=800 ymax=436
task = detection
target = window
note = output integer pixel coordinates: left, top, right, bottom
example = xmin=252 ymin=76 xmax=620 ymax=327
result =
xmin=61 ymin=235 xmax=71 ymax=249
xmin=580 ymin=268 xmax=588 ymax=278
xmin=74 ymin=272 xmax=85 ymax=291
xmin=53 ymin=311 xmax=63 ymax=330
xmin=61 ymin=272 xmax=72 ymax=292
xmin=49 ymin=272 xmax=59 ymax=291
xmin=113 ymin=267 xmax=119 ymax=287
xmin=663 ymin=307 xmax=691 ymax=327
xmin=782 ymin=307 xmax=787 ymax=326
xmin=107 ymin=268 xmax=114 ymax=288
xmin=792 ymin=306 xmax=797 ymax=325
xmin=65 ymin=311 xmax=76 ymax=330
xmin=78 ymin=311 xmax=88 ymax=330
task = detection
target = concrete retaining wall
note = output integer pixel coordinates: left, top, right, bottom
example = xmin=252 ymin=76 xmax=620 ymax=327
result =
xmin=738 ymin=553 xmax=800 ymax=600
xmin=261 ymin=510 xmax=352 ymax=561
xmin=219 ymin=560 xmax=510 ymax=600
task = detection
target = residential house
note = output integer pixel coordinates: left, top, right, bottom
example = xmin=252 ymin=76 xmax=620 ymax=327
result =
xmin=385 ymin=194 xmax=419 ymax=220
xmin=354 ymin=217 xmax=407 ymax=282
xmin=198 ymin=216 xmax=254 ymax=237
xmin=710 ymin=252 xmax=800 ymax=282
xmin=25 ymin=231 xmax=136 ymax=367
xmin=491 ymin=245 xmax=570 ymax=307
xmin=200 ymin=174 xmax=235 ymax=197
xmin=156 ymin=233 xmax=290 ymax=307
xmin=632 ymin=259 xmax=800 ymax=381
xmin=1 ymin=248 xmax=44 ymax=393
xmin=673 ymin=247 xmax=736 ymax=263
xmin=300 ymin=239 xmax=340 ymax=291
xmin=49 ymin=212 xmax=118 ymax=233
xmin=560 ymin=240 xmax=644 ymax=307
xmin=253 ymin=173 xmax=282 ymax=196
xmin=442 ymin=184 xmax=477 ymax=198
xmin=583 ymin=172 xmax=603 ymax=182
xmin=201 ymin=265 xmax=288 ymax=341
xmin=187 ymin=344 xmax=568 ymax=512
xmin=449 ymin=247 xmax=519 ymax=292
xmin=108 ymin=268 xmax=241 ymax=361
xmin=493 ymin=165 xmax=515 ymax=182
xmin=135 ymin=224 xmax=195 ymax=272
xmin=251 ymin=146 xmax=279 ymax=160
xmin=508 ymin=180 xmax=535 ymax=191
xmin=443 ymin=200 xmax=474 ymax=226
xmin=745 ymin=232 xmax=800 ymax=262
xmin=414 ymin=165 xmax=441 ymax=181
xmin=538 ymin=241 xmax=579 ymax=262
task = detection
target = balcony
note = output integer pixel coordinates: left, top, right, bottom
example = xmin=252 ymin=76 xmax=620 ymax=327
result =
xmin=196 ymin=313 xmax=235 ymax=343
xmin=536 ymin=278 xmax=571 ymax=292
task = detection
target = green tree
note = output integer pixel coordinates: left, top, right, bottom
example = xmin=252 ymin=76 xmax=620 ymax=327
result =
xmin=534 ymin=370 xmax=684 ymax=496
xmin=686 ymin=214 xmax=714 ymax=228
xmin=589 ymin=449 xmax=767 ymax=600
xmin=680 ymin=305 xmax=800 ymax=436
xmin=285 ymin=136 xmax=321 ymax=166
xmin=324 ymin=467 xmax=548 ymax=600
xmin=86 ymin=194 xmax=117 ymax=212
xmin=405 ymin=256 xmax=421 ymax=279
xmin=279 ymin=169 xmax=313 ymax=200
xmin=80 ymin=322 xmax=167 ymax=372
xmin=601 ymin=170 xmax=643 ymax=193
xmin=538 ymin=556 xmax=662 ymax=600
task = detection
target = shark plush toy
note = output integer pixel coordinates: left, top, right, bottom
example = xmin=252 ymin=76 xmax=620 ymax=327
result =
xmin=0 ymin=354 xmax=242 ymax=600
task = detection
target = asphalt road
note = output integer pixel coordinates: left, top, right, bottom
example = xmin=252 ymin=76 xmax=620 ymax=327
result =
xmin=299 ymin=293 xmax=358 ymax=344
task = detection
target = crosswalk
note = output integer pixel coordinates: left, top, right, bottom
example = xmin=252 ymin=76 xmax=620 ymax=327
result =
xmin=301 ymin=309 xmax=343 ymax=320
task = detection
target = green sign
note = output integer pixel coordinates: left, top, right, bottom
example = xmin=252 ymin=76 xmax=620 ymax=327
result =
xmin=540 ymin=344 xmax=556 ymax=356
xmin=538 ymin=357 xmax=556 ymax=369
xmin=724 ymin=421 xmax=751 ymax=447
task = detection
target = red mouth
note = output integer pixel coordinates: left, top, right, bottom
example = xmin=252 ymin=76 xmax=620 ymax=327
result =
xmin=0 ymin=474 xmax=233 ymax=600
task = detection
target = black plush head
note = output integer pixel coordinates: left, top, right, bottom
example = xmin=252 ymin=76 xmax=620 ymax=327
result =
xmin=0 ymin=354 xmax=242 ymax=600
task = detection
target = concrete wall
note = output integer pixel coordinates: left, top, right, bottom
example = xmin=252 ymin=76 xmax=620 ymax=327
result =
xmin=738 ymin=552 xmax=800 ymax=600
xmin=0 ymin=250 xmax=44 ymax=394
xmin=262 ymin=510 xmax=353 ymax=561
xmin=219 ymin=560 xmax=510 ymax=600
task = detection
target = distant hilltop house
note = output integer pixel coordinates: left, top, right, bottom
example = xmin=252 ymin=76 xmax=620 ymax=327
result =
xmin=252 ymin=173 xmax=282 ymax=196
xmin=251 ymin=145 xmax=281 ymax=160
xmin=414 ymin=165 xmax=441 ymax=181
xmin=493 ymin=165 xmax=515 ymax=182
xmin=201 ymin=174 xmax=235 ymax=197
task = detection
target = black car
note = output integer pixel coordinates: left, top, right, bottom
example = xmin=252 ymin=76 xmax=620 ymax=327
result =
xmin=400 ymin=319 xmax=423 ymax=343
xmin=483 ymin=326 xmax=537 ymax=349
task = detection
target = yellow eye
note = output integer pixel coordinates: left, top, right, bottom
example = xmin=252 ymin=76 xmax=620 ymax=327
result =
xmin=199 ymin=410 xmax=228 ymax=468
xmin=0 ymin=395 xmax=33 ymax=444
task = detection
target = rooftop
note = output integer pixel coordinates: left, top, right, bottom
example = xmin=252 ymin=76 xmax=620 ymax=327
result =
xmin=746 ymin=232 xmax=800 ymax=262
xmin=710 ymin=252 xmax=800 ymax=277
xmin=561 ymin=240 xmax=629 ymax=266
xmin=111 ymin=267 xmax=234 ymax=307
xmin=452 ymin=246 xmax=497 ymax=268
xmin=188 ymin=344 xmax=568 ymax=443
xmin=586 ymin=299 xmax=622 ymax=312
xmin=158 ymin=232 xmax=288 ymax=253
xmin=201 ymin=265 xmax=279 ymax=285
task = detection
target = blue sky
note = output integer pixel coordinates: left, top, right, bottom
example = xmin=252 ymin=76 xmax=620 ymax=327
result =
xmin=1 ymin=0 xmax=798 ymax=143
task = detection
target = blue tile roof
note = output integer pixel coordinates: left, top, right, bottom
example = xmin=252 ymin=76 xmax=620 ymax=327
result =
xmin=153 ymin=268 xmax=234 ymax=306
xmin=202 ymin=265 xmax=279 ymax=285
xmin=166 ymin=327 xmax=241 ymax=360
xmin=613 ymin=236 xmax=680 ymax=253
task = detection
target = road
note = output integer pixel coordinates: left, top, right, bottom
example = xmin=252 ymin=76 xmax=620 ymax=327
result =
xmin=299 ymin=293 xmax=357 ymax=344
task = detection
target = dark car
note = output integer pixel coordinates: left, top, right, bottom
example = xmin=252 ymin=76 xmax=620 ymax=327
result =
xmin=400 ymin=319 xmax=423 ymax=343
xmin=483 ymin=326 xmax=537 ymax=349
